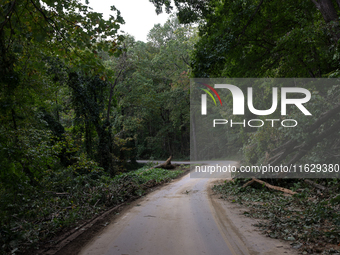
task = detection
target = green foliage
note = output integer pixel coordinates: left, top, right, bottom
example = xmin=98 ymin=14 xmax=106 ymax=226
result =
xmin=151 ymin=0 xmax=340 ymax=78
xmin=0 ymin=163 xmax=183 ymax=254
xmin=0 ymin=0 xmax=125 ymax=184
xmin=151 ymin=0 xmax=340 ymax=166
xmin=242 ymin=84 xmax=340 ymax=166
xmin=0 ymin=129 xmax=60 ymax=187
xmin=113 ymin=17 xmax=194 ymax=159
xmin=0 ymin=2 xmax=193 ymax=254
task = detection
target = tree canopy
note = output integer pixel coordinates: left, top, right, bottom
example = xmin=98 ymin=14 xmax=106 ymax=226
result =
xmin=150 ymin=0 xmax=340 ymax=78
xmin=0 ymin=0 xmax=340 ymax=253
xmin=150 ymin=0 xmax=340 ymax=169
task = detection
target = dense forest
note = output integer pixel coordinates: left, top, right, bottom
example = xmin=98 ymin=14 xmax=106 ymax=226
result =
xmin=1 ymin=0 xmax=340 ymax=254
xmin=150 ymin=0 xmax=339 ymax=253
xmin=0 ymin=1 xmax=193 ymax=253
xmin=152 ymin=0 xmax=340 ymax=169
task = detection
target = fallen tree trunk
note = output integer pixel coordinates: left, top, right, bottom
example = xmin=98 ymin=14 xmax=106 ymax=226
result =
xmin=153 ymin=155 xmax=176 ymax=169
xmin=243 ymin=178 xmax=297 ymax=195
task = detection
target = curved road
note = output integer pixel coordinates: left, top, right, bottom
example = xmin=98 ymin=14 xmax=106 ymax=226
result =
xmin=79 ymin=161 xmax=295 ymax=255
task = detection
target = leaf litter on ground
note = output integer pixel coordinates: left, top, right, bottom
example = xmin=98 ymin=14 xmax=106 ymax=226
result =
xmin=212 ymin=179 xmax=340 ymax=254
xmin=0 ymin=163 xmax=185 ymax=254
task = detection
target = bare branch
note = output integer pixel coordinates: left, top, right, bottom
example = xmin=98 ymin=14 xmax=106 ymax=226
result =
xmin=243 ymin=178 xmax=297 ymax=195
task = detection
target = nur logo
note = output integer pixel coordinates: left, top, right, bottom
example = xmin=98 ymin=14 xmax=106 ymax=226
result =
xmin=197 ymin=82 xmax=223 ymax=114
xmin=199 ymin=83 xmax=312 ymax=116
xmin=197 ymin=83 xmax=312 ymax=128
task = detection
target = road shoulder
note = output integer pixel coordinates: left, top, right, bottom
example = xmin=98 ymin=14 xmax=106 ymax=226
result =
xmin=208 ymin=180 xmax=299 ymax=255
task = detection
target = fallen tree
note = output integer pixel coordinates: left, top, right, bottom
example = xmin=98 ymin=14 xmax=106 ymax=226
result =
xmin=153 ymin=155 xmax=177 ymax=169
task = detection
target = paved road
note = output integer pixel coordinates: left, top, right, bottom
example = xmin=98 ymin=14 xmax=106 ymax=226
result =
xmin=79 ymin=161 xmax=248 ymax=255
xmin=79 ymin=161 xmax=295 ymax=255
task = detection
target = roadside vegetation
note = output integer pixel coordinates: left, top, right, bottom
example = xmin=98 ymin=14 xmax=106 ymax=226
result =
xmin=213 ymin=179 xmax=340 ymax=254
xmin=0 ymin=161 xmax=184 ymax=254
xmin=1 ymin=1 xmax=193 ymax=254
xmin=152 ymin=2 xmax=340 ymax=253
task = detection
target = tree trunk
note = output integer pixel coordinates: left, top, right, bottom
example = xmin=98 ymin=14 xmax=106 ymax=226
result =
xmin=311 ymin=0 xmax=339 ymax=23
xmin=311 ymin=0 xmax=340 ymax=40
xmin=153 ymin=155 xmax=176 ymax=169
xmin=191 ymin=112 xmax=198 ymax=161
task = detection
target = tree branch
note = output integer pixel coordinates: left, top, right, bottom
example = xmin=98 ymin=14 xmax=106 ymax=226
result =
xmin=243 ymin=178 xmax=297 ymax=195
xmin=286 ymin=119 xmax=340 ymax=166
xmin=306 ymin=101 xmax=340 ymax=132
xmin=106 ymin=59 xmax=128 ymax=123
xmin=237 ymin=0 xmax=265 ymax=42
xmin=0 ymin=0 xmax=16 ymax=31
xmin=268 ymin=101 xmax=340 ymax=165
xmin=29 ymin=0 xmax=73 ymax=50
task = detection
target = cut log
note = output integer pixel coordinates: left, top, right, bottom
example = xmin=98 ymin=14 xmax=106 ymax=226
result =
xmin=243 ymin=178 xmax=297 ymax=195
xmin=153 ymin=155 xmax=176 ymax=169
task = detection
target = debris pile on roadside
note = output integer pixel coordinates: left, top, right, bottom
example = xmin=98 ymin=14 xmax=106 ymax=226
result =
xmin=213 ymin=179 xmax=340 ymax=254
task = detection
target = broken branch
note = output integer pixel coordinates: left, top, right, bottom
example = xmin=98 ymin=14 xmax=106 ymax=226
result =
xmin=243 ymin=178 xmax=297 ymax=195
